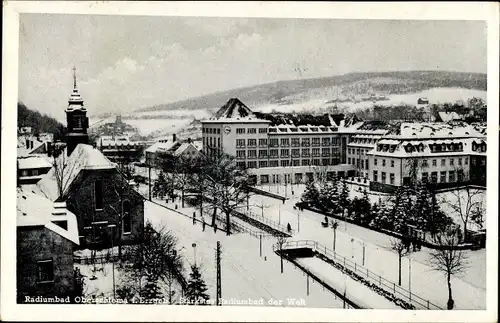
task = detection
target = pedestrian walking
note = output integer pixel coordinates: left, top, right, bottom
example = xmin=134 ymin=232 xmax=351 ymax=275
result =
xmin=287 ymin=223 xmax=292 ymax=233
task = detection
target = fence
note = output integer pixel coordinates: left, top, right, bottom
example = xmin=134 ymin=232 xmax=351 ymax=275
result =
xmin=74 ymin=253 xmax=120 ymax=265
xmin=234 ymin=209 xmax=294 ymax=237
xmin=279 ymin=240 xmax=443 ymax=310
xmin=247 ymin=186 xmax=287 ymax=201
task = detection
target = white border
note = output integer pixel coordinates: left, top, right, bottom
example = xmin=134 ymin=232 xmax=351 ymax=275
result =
xmin=2 ymin=2 xmax=498 ymax=322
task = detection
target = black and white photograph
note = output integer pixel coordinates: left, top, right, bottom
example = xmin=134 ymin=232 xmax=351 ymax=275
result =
xmin=2 ymin=2 xmax=498 ymax=322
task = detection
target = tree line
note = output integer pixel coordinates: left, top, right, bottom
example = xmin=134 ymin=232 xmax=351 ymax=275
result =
xmin=18 ymin=101 xmax=63 ymax=135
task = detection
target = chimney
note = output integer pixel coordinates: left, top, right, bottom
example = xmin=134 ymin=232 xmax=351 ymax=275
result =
xmin=188 ymin=137 xmax=192 ymax=144
xmin=26 ymin=138 xmax=29 ymax=148
xmin=172 ymin=133 xmax=177 ymax=142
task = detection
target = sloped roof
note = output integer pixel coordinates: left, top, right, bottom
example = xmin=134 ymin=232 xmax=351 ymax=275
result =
xmin=214 ymin=98 xmax=256 ymax=119
xmin=17 ymin=187 xmax=80 ymax=245
xmin=18 ymin=156 xmax=52 ymax=169
xmin=145 ymin=141 xmax=179 ymax=154
xmin=35 ymin=144 xmax=115 ymax=201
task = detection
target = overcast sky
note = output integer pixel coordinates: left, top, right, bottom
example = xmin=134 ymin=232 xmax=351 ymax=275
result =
xmin=18 ymin=14 xmax=487 ymax=121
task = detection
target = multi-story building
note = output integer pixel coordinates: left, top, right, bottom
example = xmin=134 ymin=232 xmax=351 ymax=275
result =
xmin=17 ymin=156 xmax=52 ymax=185
xmin=368 ymin=122 xmax=487 ymax=192
xmin=201 ymin=98 xmax=379 ymax=185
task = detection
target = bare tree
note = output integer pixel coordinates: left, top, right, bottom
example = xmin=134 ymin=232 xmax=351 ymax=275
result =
xmin=171 ymin=155 xmax=196 ymax=208
xmin=309 ymin=164 xmax=333 ymax=190
xmin=390 ymin=237 xmax=412 ymax=286
xmin=428 ymin=225 xmax=468 ymax=310
xmin=441 ymin=170 xmax=485 ymax=241
xmin=50 ymin=144 xmax=83 ymax=199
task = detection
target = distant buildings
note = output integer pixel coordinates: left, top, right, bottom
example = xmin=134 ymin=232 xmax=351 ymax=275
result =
xmin=417 ymin=97 xmax=429 ymax=105
xmin=93 ymin=115 xmax=138 ymax=137
xmin=17 ymin=156 xmax=52 ymax=185
xmin=145 ymin=134 xmax=200 ymax=168
xmin=17 ymin=188 xmax=80 ymax=303
xmin=98 ymin=135 xmax=146 ymax=166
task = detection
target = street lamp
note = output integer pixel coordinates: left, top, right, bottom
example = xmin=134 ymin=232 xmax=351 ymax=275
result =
xmin=192 ymin=243 xmax=197 ymax=266
xmin=332 ymin=221 xmax=339 ymax=251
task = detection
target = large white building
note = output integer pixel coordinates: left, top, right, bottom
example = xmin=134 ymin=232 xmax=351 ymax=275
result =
xmin=202 ymin=98 xmax=390 ymax=185
xmin=367 ymin=122 xmax=487 ymax=192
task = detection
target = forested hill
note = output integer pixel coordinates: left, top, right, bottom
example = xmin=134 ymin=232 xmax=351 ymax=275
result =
xmin=17 ymin=101 xmax=63 ymax=134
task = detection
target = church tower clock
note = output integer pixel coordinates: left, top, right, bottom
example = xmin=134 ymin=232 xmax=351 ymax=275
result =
xmin=65 ymin=66 xmax=89 ymax=156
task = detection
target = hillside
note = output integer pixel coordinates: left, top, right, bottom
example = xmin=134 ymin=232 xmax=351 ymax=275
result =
xmin=17 ymin=101 xmax=64 ymax=134
xmin=135 ymin=71 xmax=486 ymax=114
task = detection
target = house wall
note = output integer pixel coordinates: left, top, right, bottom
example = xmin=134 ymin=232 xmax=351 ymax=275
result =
xmin=17 ymin=226 xmax=75 ymax=302
xmin=65 ymin=168 xmax=144 ymax=248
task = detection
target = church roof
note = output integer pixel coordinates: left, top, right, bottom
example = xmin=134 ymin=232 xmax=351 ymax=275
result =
xmin=35 ymin=144 xmax=116 ymax=201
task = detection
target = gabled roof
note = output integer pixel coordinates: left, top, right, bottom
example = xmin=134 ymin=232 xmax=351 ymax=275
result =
xmin=17 ymin=187 xmax=80 ymax=245
xmin=214 ymin=98 xmax=256 ymax=119
xmin=35 ymin=144 xmax=116 ymax=201
xmin=18 ymin=156 xmax=52 ymax=170
xmin=173 ymin=142 xmax=199 ymax=157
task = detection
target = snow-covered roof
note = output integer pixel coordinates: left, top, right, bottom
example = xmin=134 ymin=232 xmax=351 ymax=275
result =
xmin=391 ymin=122 xmax=484 ymax=139
xmin=145 ymin=141 xmax=178 ymax=153
xmin=213 ymin=98 xmax=257 ymax=120
xmin=17 ymin=136 xmax=47 ymax=157
xmin=18 ymin=156 xmax=52 ymax=170
xmin=36 ymin=144 xmax=116 ymax=201
xmin=17 ymin=187 xmax=79 ymax=245
xmin=438 ymin=112 xmax=463 ymax=122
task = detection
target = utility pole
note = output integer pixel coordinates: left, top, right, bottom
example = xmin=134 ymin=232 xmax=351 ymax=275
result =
xmin=306 ymin=274 xmax=309 ymax=296
xmin=409 ymin=256 xmax=412 ymax=302
xmin=259 ymin=235 xmax=262 ymax=257
xmin=108 ymin=224 xmax=116 ymax=299
xmin=216 ymin=241 xmax=222 ymax=305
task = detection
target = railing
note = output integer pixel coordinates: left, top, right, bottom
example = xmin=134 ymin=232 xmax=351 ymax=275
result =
xmin=235 ymin=209 xmax=294 ymax=237
xmin=278 ymin=240 xmax=443 ymax=310
xmin=74 ymin=254 xmax=120 ymax=265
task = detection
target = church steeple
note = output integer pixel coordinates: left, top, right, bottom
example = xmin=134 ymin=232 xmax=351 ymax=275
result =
xmin=65 ymin=66 xmax=89 ymax=156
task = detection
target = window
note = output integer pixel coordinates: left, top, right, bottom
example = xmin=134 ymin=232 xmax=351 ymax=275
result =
xmin=217 ymin=128 xmax=220 ymax=134
xmin=302 ymin=159 xmax=310 ymax=166
xmin=259 ymin=161 xmax=268 ymax=168
xmin=236 ymin=161 xmax=246 ymax=168
xmin=292 ymin=148 xmax=300 ymax=157
xmin=247 ymin=161 xmax=257 ymax=168
xmin=365 ymin=159 xmax=369 ymax=170
xmin=236 ymin=128 xmax=245 ymax=134
xmin=458 ymin=158 xmax=462 ymax=166
xmin=259 ymin=128 xmax=268 ymax=134
xmin=348 ymin=157 xmax=351 ymax=164
xmin=382 ymin=159 xmax=386 ymax=167
xmin=248 ymin=128 xmax=257 ymax=134
xmin=422 ymin=172 xmax=429 ymax=183
xmin=374 ymin=158 xmax=378 ymax=166
xmin=22 ymin=170 xmax=28 ymax=176
xmin=464 ymin=157 xmax=468 ymax=165
xmin=312 ymin=159 xmax=320 ymax=166
xmin=302 ymin=149 xmax=310 ymax=157
xmin=236 ymin=139 xmax=246 ymax=147
xmin=37 ymin=260 xmax=54 ymax=282
xmin=441 ymin=159 xmax=445 ymax=166
xmin=457 ymin=169 xmax=465 ymax=182
xmin=431 ymin=172 xmax=438 ymax=183
xmin=356 ymin=159 xmax=360 ymax=168
xmin=292 ymin=159 xmax=300 ymax=166
xmin=259 ymin=150 xmax=267 ymax=158
xmin=217 ymin=138 xmax=221 ymax=148
xmin=450 ymin=158 xmax=454 ymax=166
xmin=361 ymin=160 xmax=364 ymax=169
xmin=210 ymin=137 xmax=213 ymax=146
xmin=312 ymin=138 xmax=320 ymax=146
xmin=322 ymin=138 xmax=330 ymax=146
xmin=322 ymin=148 xmax=330 ymax=156
xmin=280 ymin=138 xmax=290 ymax=147
xmin=373 ymin=171 xmax=378 ymax=182
xmin=422 ymin=159 xmax=428 ymax=167
xmin=432 ymin=159 xmax=437 ymax=167
xmin=122 ymin=200 xmax=132 ymax=234
xmin=247 ymin=139 xmax=257 ymax=147
xmin=260 ymin=174 xmax=269 ymax=183
xmin=381 ymin=172 xmax=386 ymax=184
xmin=269 ymin=160 xmax=279 ymax=167
xmin=449 ymin=171 xmax=456 ymax=182
xmin=236 ymin=150 xmax=245 ymax=159
xmin=312 ymin=148 xmax=320 ymax=157
xmin=269 ymin=138 xmax=279 ymax=147
xmin=440 ymin=171 xmax=446 ymax=183
xmin=390 ymin=160 xmax=394 ymax=168
xmin=322 ymin=159 xmax=330 ymax=166
xmin=390 ymin=173 xmax=395 ymax=185
xmin=259 ymin=139 xmax=267 ymax=147
xmin=74 ymin=115 xmax=83 ymax=129
xmin=248 ymin=150 xmax=257 ymax=159
xmin=301 ymin=138 xmax=310 ymax=146
xmin=280 ymin=149 xmax=289 ymax=157
xmin=269 ymin=149 xmax=279 ymax=158
xmin=94 ymin=179 xmax=103 ymax=210
xmin=291 ymin=138 xmax=300 ymax=147
xmin=281 ymin=160 xmax=290 ymax=167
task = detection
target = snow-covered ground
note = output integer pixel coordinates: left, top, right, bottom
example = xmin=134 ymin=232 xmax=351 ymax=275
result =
xmin=145 ymin=201 xmax=347 ymax=308
xmin=247 ymin=184 xmax=486 ymax=309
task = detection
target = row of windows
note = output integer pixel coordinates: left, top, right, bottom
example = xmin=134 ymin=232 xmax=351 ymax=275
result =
xmin=236 ymin=138 xmax=267 ymax=147
xmin=203 ymin=128 xmax=221 ymax=134
xmin=236 ymin=158 xmax=339 ymax=169
xmin=20 ymin=169 xmax=40 ymax=177
xmin=236 ymin=148 xmax=339 ymax=159
xmin=373 ymin=157 xmax=469 ymax=168
xmin=267 ymin=137 xmax=340 ymax=147
xmin=372 ymin=170 xmax=466 ymax=185
xmin=236 ymin=128 xmax=268 ymax=134
xmin=347 ymin=158 xmax=370 ymax=170
xmin=203 ymin=137 xmax=221 ymax=148
xmin=347 ymin=148 xmax=370 ymax=156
